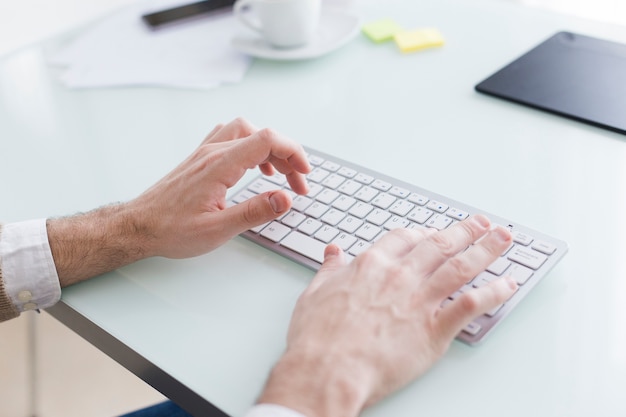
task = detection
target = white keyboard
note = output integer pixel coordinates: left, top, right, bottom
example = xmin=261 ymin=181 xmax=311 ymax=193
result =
xmin=230 ymin=147 xmax=568 ymax=345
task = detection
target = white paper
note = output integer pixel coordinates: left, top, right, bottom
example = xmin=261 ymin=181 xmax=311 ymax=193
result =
xmin=49 ymin=0 xmax=253 ymax=89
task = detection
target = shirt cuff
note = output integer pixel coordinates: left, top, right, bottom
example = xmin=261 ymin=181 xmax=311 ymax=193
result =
xmin=242 ymin=404 xmax=308 ymax=417
xmin=0 ymin=219 xmax=61 ymax=312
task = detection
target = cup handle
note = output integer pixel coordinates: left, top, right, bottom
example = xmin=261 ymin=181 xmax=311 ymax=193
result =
xmin=233 ymin=0 xmax=263 ymax=33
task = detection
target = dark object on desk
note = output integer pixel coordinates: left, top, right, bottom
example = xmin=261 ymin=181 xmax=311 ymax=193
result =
xmin=475 ymin=31 xmax=626 ymax=135
xmin=142 ymin=0 xmax=235 ymax=28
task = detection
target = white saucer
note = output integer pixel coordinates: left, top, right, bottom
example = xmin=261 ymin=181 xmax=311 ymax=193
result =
xmin=231 ymin=10 xmax=360 ymax=60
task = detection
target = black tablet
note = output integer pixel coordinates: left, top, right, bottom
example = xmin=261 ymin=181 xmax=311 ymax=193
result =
xmin=475 ymin=31 xmax=626 ymax=135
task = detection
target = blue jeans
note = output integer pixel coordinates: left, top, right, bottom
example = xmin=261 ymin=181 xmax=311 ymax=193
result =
xmin=118 ymin=401 xmax=194 ymax=417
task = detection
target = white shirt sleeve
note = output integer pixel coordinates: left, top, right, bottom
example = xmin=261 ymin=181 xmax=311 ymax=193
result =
xmin=0 ymin=219 xmax=61 ymax=312
xmin=242 ymin=404 xmax=308 ymax=417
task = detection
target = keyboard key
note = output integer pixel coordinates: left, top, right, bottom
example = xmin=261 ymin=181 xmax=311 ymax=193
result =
xmin=281 ymin=211 xmax=306 ymax=228
xmin=322 ymin=173 xmax=345 ymax=189
xmin=486 ymin=257 xmax=511 ymax=276
xmin=304 ymin=201 xmax=330 ymax=219
xmin=281 ymin=231 xmax=327 ymax=263
xmin=308 ymin=167 xmax=330 ymax=183
xmin=306 ymin=183 xmax=324 ymax=198
xmin=355 ymin=223 xmax=382 ymax=241
xmin=308 ymin=154 xmax=324 ymax=166
xmin=292 ymin=195 xmax=313 ymax=212
xmin=348 ymin=240 xmax=371 ymax=256
xmin=408 ymin=193 xmax=428 ymax=205
xmin=485 ymin=303 xmax=504 ymax=317
xmin=332 ymin=195 xmax=357 ymax=211
xmin=508 ymin=245 xmax=548 ymax=270
xmin=349 ymin=202 xmax=374 ymax=219
xmin=371 ymin=193 xmax=396 ymax=209
xmin=337 ymin=166 xmax=357 ymax=178
xmin=264 ymin=173 xmax=287 ymax=185
xmin=425 ymin=214 xmax=453 ymax=230
xmin=463 ymin=322 xmax=482 ymax=336
xmin=315 ymin=225 xmax=340 ymax=243
xmin=298 ymin=218 xmax=323 ymax=235
xmin=532 ymin=240 xmax=557 ymax=255
xmin=260 ymin=222 xmax=291 ymax=242
xmin=337 ymin=179 xmax=362 ymax=195
xmin=355 ymin=186 xmax=379 ymax=202
xmin=354 ymin=173 xmax=374 ymax=184
xmin=332 ymin=233 xmax=358 ymax=250
xmin=407 ymin=207 xmax=433 ymax=224
xmin=372 ymin=179 xmax=392 ymax=191
xmin=426 ymin=200 xmax=449 ymax=213
xmin=232 ymin=190 xmax=255 ymax=204
xmin=389 ymin=200 xmax=414 ymax=216
xmin=389 ymin=186 xmax=410 ymax=198
xmin=251 ymin=221 xmax=269 ymax=234
xmin=249 ymin=179 xmax=281 ymax=194
xmin=384 ymin=216 xmax=409 ymax=230
xmin=367 ymin=209 xmax=392 ymax=226
xmin=316 ymin=189 xmax=340 ymax=205
xmin=321 ymin=160 xmax=341 ymax=171
xmin=512 ymin=231 xmax=534 ymax=246
xmin=508 ymin=263 xmax=534 ymax=285
xmin=338 ymin=216 xmax=363 ymax=233
xmin=473 ymin=271 xmax=498 ymax=288
xmin=446 ymin=208 xmax=469 ymax=221
xmin=321 ymin=209 xmax=346 ymax=226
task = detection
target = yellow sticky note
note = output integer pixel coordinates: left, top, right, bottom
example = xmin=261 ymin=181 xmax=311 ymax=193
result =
xmin=394 ymin=28 xmax=445 ymax=53
xmin=362 ymin=19 xmax=404 ymax=43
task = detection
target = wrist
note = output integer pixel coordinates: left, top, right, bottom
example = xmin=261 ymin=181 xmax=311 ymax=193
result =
xmin=258 ymin=348 xmax=372 ymax=417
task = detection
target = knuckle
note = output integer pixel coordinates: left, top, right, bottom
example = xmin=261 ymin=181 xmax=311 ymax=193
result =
xmin=241 ymin=199 xmax=265 ymax=226
xmin=255 ymin=127 xmax=278 ymax=144
xmin=445 ymin=256 xmax=475 ymax=280
xmin=232 ymin=116 xmax=251 ymax=130
xmin=458 ymin=291 xmax=481 ymax=315
xmin=429 ymin=232 xmax=457 ymax=257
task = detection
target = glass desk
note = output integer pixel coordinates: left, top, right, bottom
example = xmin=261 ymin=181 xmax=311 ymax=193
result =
xmin=2 ymin=0 xmax=626 ymax=415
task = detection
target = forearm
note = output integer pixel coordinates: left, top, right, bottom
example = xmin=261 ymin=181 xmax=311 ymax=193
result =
xmin=47 ymin=202 xmax=154 ymax=287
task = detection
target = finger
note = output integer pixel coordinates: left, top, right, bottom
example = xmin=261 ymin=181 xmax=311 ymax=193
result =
xmin=423 ymin=226 xmax=512 ymax=302
xmin=368 ymin=228 xmax=431 ymax=260
xmin=214 ymin=190 xmax=292 ymax=237
xmin=202 ymin=118 xmax=259 ymax=145
xmin=304 ymin=244 xmax=346 ymax=294
xmin=225 ymin=129 xmax=311 ymax=194
xmin=259 ymin=161 xmax=276 ymax=177
xmin=436 ymin=276 xmax=518 ymax=341
xmin=200 ymin=123 xmax=225 ymax=145
xmin=405 ymin=215 xmax=492 ymax=278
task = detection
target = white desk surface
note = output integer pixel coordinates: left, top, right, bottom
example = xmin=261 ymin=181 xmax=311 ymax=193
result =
xmin=2 ymin=0 xmax=626 ymax=415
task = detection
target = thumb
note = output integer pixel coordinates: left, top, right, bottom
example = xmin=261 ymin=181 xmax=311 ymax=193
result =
xmin=304 ymin=244 xmax=346 ymax=294
xmin=221 ymin=190 xmax=292 ymax=234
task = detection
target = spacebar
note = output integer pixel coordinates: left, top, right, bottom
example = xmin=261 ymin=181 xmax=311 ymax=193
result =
xmin=280 ymin=231 xmax=327 ymax=264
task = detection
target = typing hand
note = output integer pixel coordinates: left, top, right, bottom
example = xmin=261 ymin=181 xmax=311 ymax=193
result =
xmin=133 ymin=118 xmax=311 ymax=259
xmin=258 ymin=215 xmax=517 ymax=417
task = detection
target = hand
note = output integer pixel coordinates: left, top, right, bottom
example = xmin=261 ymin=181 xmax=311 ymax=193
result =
xmin=131 ymin=118 xmax=311 ymax=258
xmin=49 ymin=118 xmax=311 ymax=286
xmin=258 ymin=215 xmax=518 ymax=417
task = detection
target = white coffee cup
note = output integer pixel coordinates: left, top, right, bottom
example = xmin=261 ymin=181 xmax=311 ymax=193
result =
xmin=233 ymin=0 xmax=321 ymax=49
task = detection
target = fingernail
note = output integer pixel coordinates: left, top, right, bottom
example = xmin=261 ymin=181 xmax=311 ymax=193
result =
xmin=493 ymin=226 xmax=512 ymax=243
xmin=505 ymin=276 xmax=518 ymax=291
xmin=269 ymin=192 xmax=287 ymax=213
